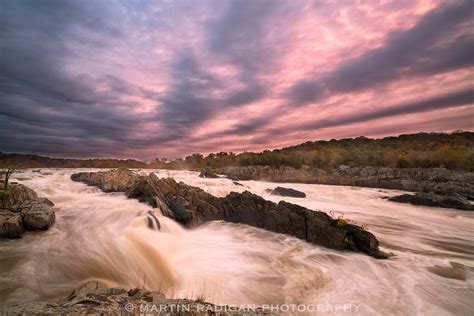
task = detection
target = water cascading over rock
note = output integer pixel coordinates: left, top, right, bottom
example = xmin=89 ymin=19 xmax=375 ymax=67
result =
xmin=71 ymin=170 xmax=389 ymax=259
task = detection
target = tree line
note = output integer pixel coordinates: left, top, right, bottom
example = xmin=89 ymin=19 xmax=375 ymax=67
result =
xmin=1 ymin=131 xmax=473 ymax=171
xmin=155 ymin=131 xmax=474 ymax=171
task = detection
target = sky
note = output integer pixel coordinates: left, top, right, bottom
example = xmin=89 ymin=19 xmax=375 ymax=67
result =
xmin=0 ymin=0 xmax=473 ymax=160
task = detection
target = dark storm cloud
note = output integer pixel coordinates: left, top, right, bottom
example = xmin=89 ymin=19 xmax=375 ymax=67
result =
xmin=0 ymin=0 xmax=472 ymax=159
xmin=208 ymin=0 xmax=277 ymax=72
xmin=151 ymin=0 xmax=280 ymax=142
xmin=286 ymin=0 xmax=474 ymax=105
xmin=0 ymin=0 xmax=156 ymax=157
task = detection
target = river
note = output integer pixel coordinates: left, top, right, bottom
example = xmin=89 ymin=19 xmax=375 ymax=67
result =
xmin=0 ymin=169 xmax=472 ymax=315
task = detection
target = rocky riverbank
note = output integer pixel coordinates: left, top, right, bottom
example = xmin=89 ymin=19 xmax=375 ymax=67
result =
xmin=1 ymin=281 xmax=267 ymax=315
xmin=71 ymin=170 xmax=389 ymax=259
xmin=0 ymin=183 xmax=55 ymax=238
xmin=221 ymin=165 xmax=474 ymax=199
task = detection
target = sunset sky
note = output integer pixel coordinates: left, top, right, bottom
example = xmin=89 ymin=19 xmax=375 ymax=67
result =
xmin=1 ymin=0 xmax=473 ymax=160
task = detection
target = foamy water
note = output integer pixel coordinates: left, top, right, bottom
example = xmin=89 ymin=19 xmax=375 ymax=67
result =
xmin=0 ymin=169 xmax=473 ymax=315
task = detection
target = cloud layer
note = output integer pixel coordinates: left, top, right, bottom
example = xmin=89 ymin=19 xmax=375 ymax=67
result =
xmin=0 ymin=0 xmax=473 ymax=159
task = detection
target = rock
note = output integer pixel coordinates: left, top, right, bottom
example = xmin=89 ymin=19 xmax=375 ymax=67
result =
xmin=0 ymin=184 xmax=38 ymax=209
xmin=388 ymin=193 xmax=474 ymax=211
xmin=65 ymin=280 xmax=108 ymax=302
xmin=0 ymin=212 xmax=24 ymax=238
xmin=433 ymin=182 xmax=474 ymax=200
xmin=164 ymin=194 xmax=194 ymax=224
xmin=71 ymin=169 xmax=137 ymax=192
xmin=221 ymin=166 xmax=474 ymax=199
xmin=2 ymin=281 xmax=256 ymax=315
xmin=198 ymin=169 xmax=219 ymax=178
xmin=1 ymin=184 xmax=55 ymax=239
xmin=23 ymin=207 xmax=55 ymax=230
xmin=265 ymin=186 xmax=306 ymax=198
xmin=233 ymin=181 xmax=243 ymax=186
xmin=72 ymin=170 xmax=389 ymax=259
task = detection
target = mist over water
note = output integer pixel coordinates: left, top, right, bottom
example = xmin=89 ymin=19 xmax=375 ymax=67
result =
xmin=0 ymin=169 xmax=473 ymax=314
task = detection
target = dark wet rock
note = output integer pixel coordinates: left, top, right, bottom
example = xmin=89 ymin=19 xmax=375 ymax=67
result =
xmin=125 ymin=173 xmax=160 ymax=205
xmin=1 ymin=281 xmax=260 ymax=315
xmin=0 ymin=213 xmax=24 ymax=238
xmin=198 ymin=169 xmax=219 ymax=178
xmin=388 ymin=193 xmax=474 ymax=211
xmin=233 ymin=181 xmax=243 ymax=186
xmin=22 ymin=206 xmax=55 ymax=230
xmin=265 ymin=186 xmax=306 ymax=198
xmin=71 ymin=169 xmax=137 ymax=192
xmin=0 ymin=184 xmax=55 ymax=238
xmin=0 ymin=184 xmax=38 ymax=209
xmin=221 ymin=165 xmax=474 ymax=199
xmin=71 ymin=170 xmax=389 ymax=259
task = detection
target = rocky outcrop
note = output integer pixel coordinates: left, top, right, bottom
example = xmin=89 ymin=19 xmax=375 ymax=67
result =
xmin=265 ymin=186 xmax=306 ymax=198
xmin=198 ymin=169 xmax=219 ymax=178
xmin=70 ymin=168 xmax=137 ymax=192
xmin=71 ymin=170 xmax=389 ymax=259
xmin=0 ymin=214 xmax=23 ymax=239
xmin=0 ymin=281 xmax=259 ymax=315
xmin=0 ymin=183 xmax=38 ymax=209
xmin=222 ymin=166 xmax=474 ymax=199
xmin=0 ymin=184 xmax=55 ymax=239
xmin=388 ymin=193 xmax=474 ymax=211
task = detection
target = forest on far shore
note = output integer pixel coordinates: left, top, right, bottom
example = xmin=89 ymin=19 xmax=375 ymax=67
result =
xmin=1 ymin=131 xmax=473 ymax=171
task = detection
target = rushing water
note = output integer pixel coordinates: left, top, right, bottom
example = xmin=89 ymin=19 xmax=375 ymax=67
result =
xmin=0 ymin=169 xmax=473 ymax=314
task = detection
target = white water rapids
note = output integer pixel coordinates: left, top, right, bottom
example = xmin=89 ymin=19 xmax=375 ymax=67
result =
xmin=0 ymin=169 xmax=473 ymax=314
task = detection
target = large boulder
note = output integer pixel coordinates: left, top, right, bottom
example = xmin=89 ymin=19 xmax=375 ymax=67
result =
xmin=71 ymin=170 xmax=389 ymax=259
xmin=0 ymin=184 xmax=38 ymax=209
xmin=22 ymin=202 xmax=56 ymax=230
xmin=265 ymin=186 xmax=306 ymax=198
xmin=388 ymin=193 xmax=474 ymax=211
xmin=0 ymin=185 xmax=55 ymax=239
xmin=0 ymin=212 xmax=24 ymax=238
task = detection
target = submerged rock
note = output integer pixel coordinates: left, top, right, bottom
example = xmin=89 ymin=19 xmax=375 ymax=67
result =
xmin=388 ymin=193 xmax=474 ymax=211
xmin=198 ymin=169 xmax=219 ymax=178
xmin=71 ymin=170 xmax=389 ymax=259
xmin=265 ymin=186 xmax=306 ymax=198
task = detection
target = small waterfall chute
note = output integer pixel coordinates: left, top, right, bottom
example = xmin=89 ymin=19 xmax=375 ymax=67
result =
xmin=146 ymin=210 xmax=161 ymax=231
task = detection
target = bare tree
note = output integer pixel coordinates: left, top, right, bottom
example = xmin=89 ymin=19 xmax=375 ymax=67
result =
xmin=1 ymin=167 xmax=16 ymax=190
